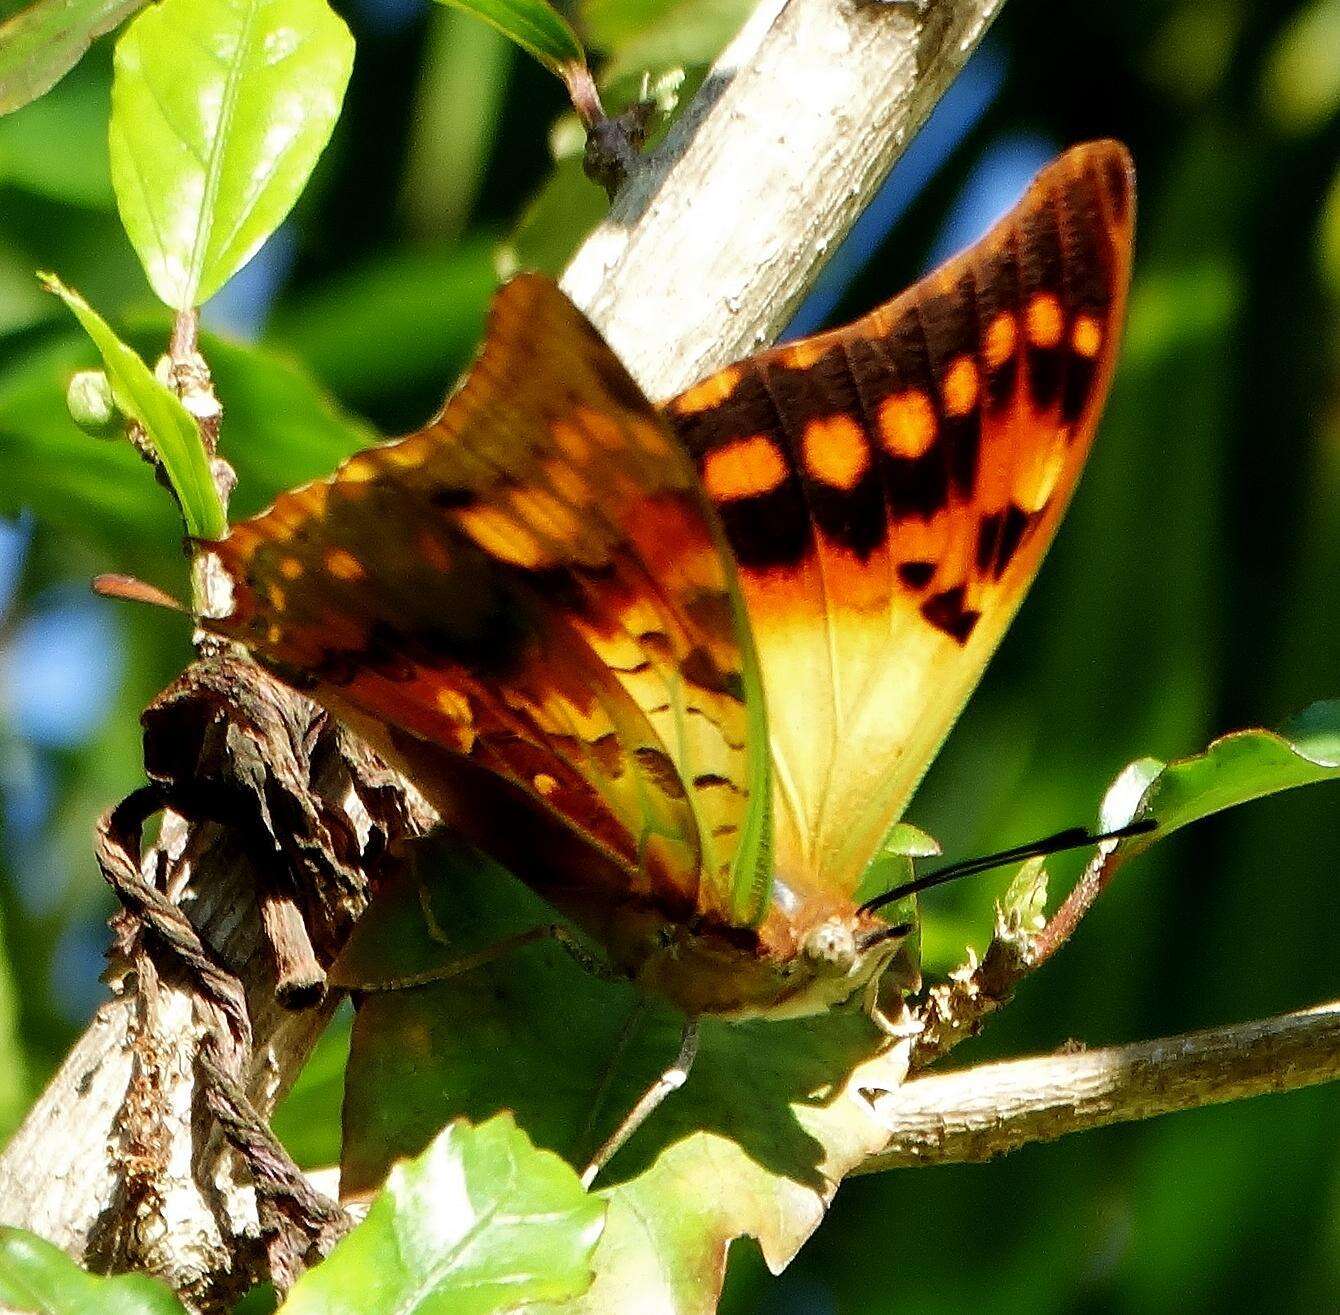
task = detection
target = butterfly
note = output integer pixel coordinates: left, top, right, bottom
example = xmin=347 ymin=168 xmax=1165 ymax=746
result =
xmin=201 ymin=141 xmax=1134 ymax=1039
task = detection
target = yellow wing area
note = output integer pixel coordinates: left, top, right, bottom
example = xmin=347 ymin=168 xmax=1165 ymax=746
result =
xmin=665 ymin=141 xmax=1135 ymax=899
xmin=205 ymin=276 xmax=763 ymax=924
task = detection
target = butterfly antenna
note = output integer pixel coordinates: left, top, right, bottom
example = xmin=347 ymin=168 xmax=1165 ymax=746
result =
xmin=858 ymin=818 xmax=1157 ymax=916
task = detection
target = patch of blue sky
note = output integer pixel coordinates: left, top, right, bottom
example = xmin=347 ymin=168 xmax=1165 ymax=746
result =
xmin=1 ymin=590 xmax=122 ymax=749
xmin=0 ymin=737 xmax=53 ymax=846
xmin=0 ymin=517 xmax=30 ymax=620
xmin=201 ymin=223 xmax=298 ymax=341
xmin=783 ymin=40 xmax=1008 ymax=341
xmin=50 ymin=915 xmax=114 ymax=1025
xmin=925 ymin=129 xmax=1058 ymax=268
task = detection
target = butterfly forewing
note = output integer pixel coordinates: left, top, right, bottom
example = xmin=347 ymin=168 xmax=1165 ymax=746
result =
xmin=665 ymin=141 xmax=1135 ymax=899
xmin=206 ymin=277 xmax=770 ymax=925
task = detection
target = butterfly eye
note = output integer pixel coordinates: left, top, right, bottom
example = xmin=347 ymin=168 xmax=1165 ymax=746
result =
xmin=801 ymin=919 xmax=858 ymax=977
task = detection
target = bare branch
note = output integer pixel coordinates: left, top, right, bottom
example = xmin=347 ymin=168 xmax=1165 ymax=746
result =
xmin=563 ymin=0 xmax=1008 ymax=397
xmin=860 ymin=1001 xmax=1340 ymax=1173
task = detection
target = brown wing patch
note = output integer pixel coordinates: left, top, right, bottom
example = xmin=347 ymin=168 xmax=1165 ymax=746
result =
xmin=665 ymin=140 xmax=1135 ymax=896
xmin=206 ymin=276 xmax=760 ymax=922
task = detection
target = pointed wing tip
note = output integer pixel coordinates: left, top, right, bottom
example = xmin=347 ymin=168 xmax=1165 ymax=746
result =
xmin=1052 ymin=139 xmax=1137 ymax=241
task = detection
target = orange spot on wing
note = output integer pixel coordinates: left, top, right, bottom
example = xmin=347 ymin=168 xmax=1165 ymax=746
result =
xmin=457 ymin=507 xmax=549 ymax=567
xmin=416 ymin=530 xmax=453 ymax=573
xmin=574 ymin=406 xmax=625 ymax=451
xmin=674 ymin=366 xmax=742 ymax=416
xmin=1016 ymin=442 xmax=1068 ymax=513
xmin=702 ymin=434 xmax=788 ymax=502
xmin=780 ymin=340 xmax=826 ymax=369
xmin=533 ymin=772 xmax=559 ymax=797
xmin=802 ymin=415 xmax=869 ymax=490
xmin=1026 ymin=293 xmax=1064 ymax=349
xmin=551 ymin=419 xmax=590 ymax=461
xmin=324 ymin=548 xmax=366 ymax=581
xmin=434 ymin=687 xmax=472 ymax=721
xmin=984 ymin=313 xmax=1017 ymax=367
xmin=278 ymin=557 xmax=303 ymax=581
xmin=878 ymin=391 xmax=937 ymax=458
xmin=1072 ymin=315 xmax=1103 ymax=358
xmin=942 ymin=356 xmax=979 ymax=416
xmin=341 ymin=458 xmax=378 ymax=484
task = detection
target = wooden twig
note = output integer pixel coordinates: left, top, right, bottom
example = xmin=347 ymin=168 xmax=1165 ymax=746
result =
xmin=562 ymin=0 xmax=1008 ymax=397
xmin=859 ymin=1001 xmax=1340 ymax=1172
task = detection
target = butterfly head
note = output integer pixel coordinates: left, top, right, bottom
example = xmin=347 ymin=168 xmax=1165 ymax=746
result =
xmin=757 ymin=909 xmax=911 ymax=1020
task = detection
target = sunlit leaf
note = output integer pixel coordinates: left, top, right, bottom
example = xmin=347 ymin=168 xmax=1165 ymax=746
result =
xmin=1000 ymin=857 xmax=1047 ymax=933
xmin=109 ymin=0 xmax=354 ymax=309
xmin=282 ymin=1114 xmax=605 ymax=1315
xmin=0 ymin=323 xmax=371 ymax=548
xmin=881 ymin=821 xmax=942 ymax=859
xmin=40 ymin=276 xmax=224 ymax=539
xmin=336 ymin=846 xmax=914 ymax=1315
xmin=1095 ymin=701 xmax=1340 ymax=870
xmin=579 ymin=0 xmax=681 ymax=52
xmin=431 ymin=0 xmax=583 ymax=78
xmin=0 ymin=1227 xmax=185 ymax=1313
xmin=0 ymin=0 xmax=141 ymax=115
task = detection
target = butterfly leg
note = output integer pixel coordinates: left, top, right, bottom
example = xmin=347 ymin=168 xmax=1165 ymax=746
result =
xmin=866 ymin=979 xmax=924 ymax=1042
xmin=581 ymin=1017 xmax=700 ymax=1188
xmin=357 ymin=921 xmax=621 ymax=991
xmin=862 ymin=935 xmax=924 ymax=1042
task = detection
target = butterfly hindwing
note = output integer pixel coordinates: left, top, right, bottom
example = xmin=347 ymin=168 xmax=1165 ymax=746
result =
xmin=206 ymin=276 xmax=771 ymax=926
xmin=665 ymin=141 xmax=1135 ymax=898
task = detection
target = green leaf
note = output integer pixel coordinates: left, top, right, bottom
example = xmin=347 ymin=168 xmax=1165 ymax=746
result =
xmin=593 ymin=0 xmax=752 ymax=87
xmin=0 ymin=61 xmax=114 ymax=207
xmin=496 ymin=144 xmax=608 ymax=281
xmin=266 ymin=239 xmax=496 ymax=410
xmin=1321 ymin=163 xmax=1340 ymax=298
xmin=1094 ymin=701 xmax=1340 ymax=871
xmin=282 ymin=1114 xmax=605 ymax=1315
xmin=402 ymin=8 xmax=511 ymax=243
xmin=0 ymin=0 xmax=142 ymax=115
xmin=0 ymin=1227 xmax=186 ymax=1314
xmin=0 ymin=321 xmax=371 ymax=550
xmin=431 ymin=0 xmax=583 ymax=77
xmin=336 ymin=845 xmax=914 ymax=1315
xmin=881 ymin=821 xmax=942 ymax=859
xmin=109 ymin=0 xmax=354 ymax=309
xmin=40 ymin=276 xmax=224 ymax=538
xmin=1260 ymin=0 xmax=1340 ymax=135
xmin=1000 ymin=857 xmax=1048 ymax=934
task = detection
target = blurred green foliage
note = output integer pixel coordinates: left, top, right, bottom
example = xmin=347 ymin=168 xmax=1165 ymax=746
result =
xmin=0 ymin=0 xmax=1337 ymax=1310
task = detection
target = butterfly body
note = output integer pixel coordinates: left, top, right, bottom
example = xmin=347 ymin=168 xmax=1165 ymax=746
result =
xmin=203 ymin=142 xmax=1134 ymax=1024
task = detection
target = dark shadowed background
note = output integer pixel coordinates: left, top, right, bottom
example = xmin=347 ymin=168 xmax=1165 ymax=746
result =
xmin=0 ymin=0 xmax=1338 ymax=1309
